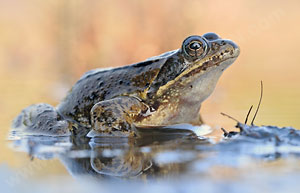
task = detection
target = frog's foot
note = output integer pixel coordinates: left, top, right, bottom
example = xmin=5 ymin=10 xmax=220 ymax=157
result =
xmin=92 ymin=113 xmax=132 ymax=133
xmin=11 ymin=103 xmax=70 ymax=136
xmin=89 ymin=97 xmax=148 ymax=137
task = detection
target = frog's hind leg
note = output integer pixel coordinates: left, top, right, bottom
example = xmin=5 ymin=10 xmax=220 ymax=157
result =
xmin=89 ymin=96 xmax=148 ymax=137
xmin=12 ymin=103 xmax=70 ymax=136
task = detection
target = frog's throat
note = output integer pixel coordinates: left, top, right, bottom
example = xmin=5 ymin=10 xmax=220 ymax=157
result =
xmin=154 ymin=55 xmax=236 ymax=98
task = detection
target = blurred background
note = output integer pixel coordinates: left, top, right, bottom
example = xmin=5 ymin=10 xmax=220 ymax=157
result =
xmin=1 ymin=0 xmax=300 ymax=173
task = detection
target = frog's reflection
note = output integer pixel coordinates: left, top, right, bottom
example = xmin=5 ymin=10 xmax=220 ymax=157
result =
xmin=88 ymin=137 xmax=152 ymax=177
xmin=63 ymin=127 xmax=212 ymax=179
xmin=10 ymin=126 xmax=211 ymax=179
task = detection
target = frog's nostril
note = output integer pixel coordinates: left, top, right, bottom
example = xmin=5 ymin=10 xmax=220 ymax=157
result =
xmin=227 ymin=40 xmax=240 ymax=57
xmin=203 ymin=32 xmax=220 ymax=41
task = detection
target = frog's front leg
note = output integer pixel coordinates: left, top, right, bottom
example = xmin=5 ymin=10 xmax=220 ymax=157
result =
xmin=89 ymin=96 xmax=148 ymax=136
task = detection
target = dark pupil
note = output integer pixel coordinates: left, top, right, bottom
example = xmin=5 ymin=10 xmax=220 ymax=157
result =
xmin=189 ymin=42 xmax=201 ymax=50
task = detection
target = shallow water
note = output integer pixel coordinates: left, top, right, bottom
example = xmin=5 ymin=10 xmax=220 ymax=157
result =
xmin=4 ymin=124 xmax=300 ymax=193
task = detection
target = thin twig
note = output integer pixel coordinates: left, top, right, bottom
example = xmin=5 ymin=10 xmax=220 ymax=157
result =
xmin=220 ymin=112 xmax=240 ymax=123
xmin=221 ymin=127 xmax=228 ymax=135
xmin=244 ymin=105 xmax=253 ymax=124
xmin=251 ymin=81 xmax=263 ymax=126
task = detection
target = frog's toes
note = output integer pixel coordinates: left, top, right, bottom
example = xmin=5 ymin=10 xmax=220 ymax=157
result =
xmin=11 ymin=103 xmax=70 ymax=136
xmin=87 ymin=124 xmax=135 ymax=138
xmin=89 ymin=116 xmax=134 ymax=137
xmin=92 ymin=118 xmax=132 ymax=132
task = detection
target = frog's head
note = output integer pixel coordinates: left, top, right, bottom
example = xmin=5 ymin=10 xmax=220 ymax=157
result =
xmin=181 ymin=33 xmax=239 ymax=73
xmin=176 ymin=33 xmax=240 ymax=102
xmin=152 ymin=33 xmax=239 ymax=100
xmin=146 ymin=33 xmax=239 ymax=124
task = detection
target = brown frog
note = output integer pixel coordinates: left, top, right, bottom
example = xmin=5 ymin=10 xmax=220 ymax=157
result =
xmin=12 ymin=33 xmax=240 ymax=137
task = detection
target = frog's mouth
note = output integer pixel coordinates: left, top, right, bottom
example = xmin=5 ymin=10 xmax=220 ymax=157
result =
xmin=186 ymin=55 xmax=238 ymax=77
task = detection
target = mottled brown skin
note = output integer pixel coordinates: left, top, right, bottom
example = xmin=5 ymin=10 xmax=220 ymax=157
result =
xmin=12 ymin=33 xmax=239 ymax=137
xmin=56 ymin=33 xmax=239 ymax=136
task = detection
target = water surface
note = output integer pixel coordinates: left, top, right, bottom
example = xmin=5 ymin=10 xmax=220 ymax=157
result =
xmin=4 ymin=124 xmax=300 ymax=193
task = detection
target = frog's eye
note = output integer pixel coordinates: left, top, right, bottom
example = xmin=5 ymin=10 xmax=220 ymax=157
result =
xmin=182 ymin=36 xmax=208 ymax=60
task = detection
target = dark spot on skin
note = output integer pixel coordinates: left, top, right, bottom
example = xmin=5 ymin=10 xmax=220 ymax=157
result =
xmin=85 ymin=74 xmax=93 ymax=79
xmin=203 ymin=61 xmax=209 ymax=66
xmin=135 ymin=114 xmax=146 ymax=122
xmin=98 ymin=82 xmax=104 ymax=87
xmin=213 ymin=56 xmax=218 ymax=62
xmin=190 ymin=85 xmax=193 ymax=88
xmin=119 ymin=80 xmax=123 ymax=85
xmin=133 ymin=60 xmax=153 ymax=67
xmin=152 ymin=101 xmax=160 ymax=111
xmin=230 ymin=50 xmax=234 ymax=55
xmin=89 ymin=91 xmax=98 ymax=100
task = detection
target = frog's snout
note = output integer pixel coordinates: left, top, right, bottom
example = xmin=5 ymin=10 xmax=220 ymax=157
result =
xmin=227 ymin=40 xmax=240 ymax=58
xmin=202 ymin=32 xmax=240 ymax=58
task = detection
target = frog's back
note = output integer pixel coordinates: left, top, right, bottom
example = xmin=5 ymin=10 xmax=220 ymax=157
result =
xmin=57 ymin=59 xmax=166 ymax=127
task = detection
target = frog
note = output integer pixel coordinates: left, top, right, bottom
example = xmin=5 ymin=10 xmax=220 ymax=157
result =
xmin=12 ymin=33 xmax=240 ymax=137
